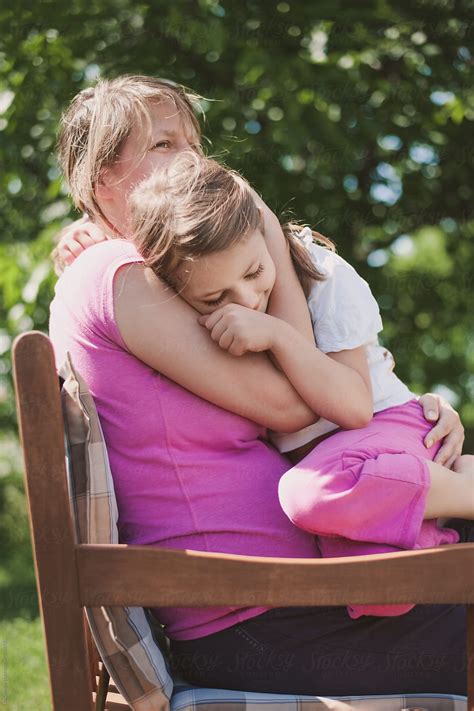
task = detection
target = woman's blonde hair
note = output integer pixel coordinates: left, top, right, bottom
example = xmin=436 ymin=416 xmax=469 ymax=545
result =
xmin=130 ymin=152 xmax=335 ymax=296
xmin=57 ymin=75 xmax=203 ymax=222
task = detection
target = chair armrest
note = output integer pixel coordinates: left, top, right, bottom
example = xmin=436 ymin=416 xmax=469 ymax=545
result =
xmin=76 ymin=542 xmax=474 ymax=608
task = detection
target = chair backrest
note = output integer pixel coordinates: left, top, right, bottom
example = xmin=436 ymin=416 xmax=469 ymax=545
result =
xmin=13 ymin=331 xmax=95 ymax=709
xmin=13 ymin=331 xmax=474 ymax=710
xmin=13 ymin=331 xmax=172 ymax=711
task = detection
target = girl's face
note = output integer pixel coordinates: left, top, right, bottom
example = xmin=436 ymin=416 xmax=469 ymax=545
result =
xmin=97 ymin=99 xmax=197 ymax=232
xmin=174 ymin=229 xmax=276 ymax=315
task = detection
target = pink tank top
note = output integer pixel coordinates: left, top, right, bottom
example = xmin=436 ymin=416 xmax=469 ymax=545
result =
xmin=49 ymin=239 xmax=319 ymax=640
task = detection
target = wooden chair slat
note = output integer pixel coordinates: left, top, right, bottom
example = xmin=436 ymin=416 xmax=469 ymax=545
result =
xmin=84 ymin=613 xmax=99 ymax=692
xmin=93 ymin=692 xmax=129 ymax=711
xmin=76 ymin=542 xmax=474 ymax=608
xmin=12 ymin=332 xmax=94 ymax=710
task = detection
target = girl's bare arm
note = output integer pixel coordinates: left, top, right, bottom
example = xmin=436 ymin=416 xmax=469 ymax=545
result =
xmin=197 ymin=305 xmax=373 ymax=430
xmin=268 ymin=321 xmax=373 ymax=429
xmin=251 ymin=192 xmax=314 ymax=343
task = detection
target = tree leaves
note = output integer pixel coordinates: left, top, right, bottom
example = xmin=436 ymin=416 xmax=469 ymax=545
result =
xmin=0 ymin=0 xmax=473 ymax=462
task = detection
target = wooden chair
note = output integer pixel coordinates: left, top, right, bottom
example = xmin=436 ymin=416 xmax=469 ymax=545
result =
xmin=12 ymin=331 xmax=474 ymax=710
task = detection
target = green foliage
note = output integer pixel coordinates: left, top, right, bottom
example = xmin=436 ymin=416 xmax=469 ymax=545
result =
xmin=0 ymin=617 xmax=50 ymax=708
xmin=0 ymin=473 xmax=30 ymax=563
xmin=0 ymin=469 xmax=38 ymax=621
xmin=1 ymin=0 xmax=473 ymax=465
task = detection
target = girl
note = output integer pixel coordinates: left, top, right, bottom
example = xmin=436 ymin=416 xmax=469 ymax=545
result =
xmin=129 ymin=150 xmax=473 ymax=620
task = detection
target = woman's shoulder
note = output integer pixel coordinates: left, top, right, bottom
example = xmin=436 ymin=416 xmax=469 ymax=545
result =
xmin=54 ymin=239 xmax=143 ymax=296
xmin=72 ymin=238 xmax=142 ymax=273
xmin=51 ymin=239 xmax=145 ymax=339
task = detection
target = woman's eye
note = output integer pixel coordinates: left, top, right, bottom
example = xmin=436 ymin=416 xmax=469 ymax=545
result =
xmin=246 ymin=264 xmax=264 ymax=280
xmin=152 ymin=140 xmax=171 ymax=150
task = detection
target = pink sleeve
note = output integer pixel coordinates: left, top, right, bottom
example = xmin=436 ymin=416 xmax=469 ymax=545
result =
xmin=49 ymin=239 xmax=144 ymax=363
xmin=99 ymin=249 xmax=144 ymax=351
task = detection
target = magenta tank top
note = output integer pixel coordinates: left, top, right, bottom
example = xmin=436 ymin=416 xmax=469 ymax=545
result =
xmin=49 ymin=239 xmax=319 ymax=640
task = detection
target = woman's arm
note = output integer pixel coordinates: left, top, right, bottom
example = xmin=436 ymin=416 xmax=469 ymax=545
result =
xmin=198 ymin=305 xmax=373 ymax=430
xmin=113 ymin=262 xmax=317 ymax=433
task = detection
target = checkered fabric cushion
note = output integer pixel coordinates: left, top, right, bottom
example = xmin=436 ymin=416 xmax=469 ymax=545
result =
xmin=171 ymin=687 xmax=467 ymax=710
xmin=60 ymin=353 xmax=173 ymax=711
xmin=59 ymin=353 xmax=467 ymax=711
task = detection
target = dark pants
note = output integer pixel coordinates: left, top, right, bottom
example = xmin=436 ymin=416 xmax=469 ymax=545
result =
xmin=169 ymin=519 xmax=473 ymax=696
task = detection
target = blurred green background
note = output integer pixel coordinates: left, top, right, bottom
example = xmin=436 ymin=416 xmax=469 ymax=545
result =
xmin=0 ymin=0 xmax=473 ymax=706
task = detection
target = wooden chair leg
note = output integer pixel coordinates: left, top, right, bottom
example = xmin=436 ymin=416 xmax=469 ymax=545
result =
xmin=13 ymin=333 xmax=94 ymax=710
xmin=84 ymin=613 xmax=99 ymax=693
xmin=83 ymin=613 xmax=110 ymax=710
xmin=468 ymin=604 xmax=474 ymax=711
xmin=95 ymin=664 xmax=110 ymax=711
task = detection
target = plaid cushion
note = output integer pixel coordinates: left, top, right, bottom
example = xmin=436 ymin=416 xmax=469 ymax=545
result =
xmin=171 ymin=687 xmax=467 ymax=711
xmin=59 ymin=353 xmax=468 ymax=711
xmin=60 ymin=353 xmax=173 ymax=711
xmin=171 ymin=688 xmax=467 ymax=710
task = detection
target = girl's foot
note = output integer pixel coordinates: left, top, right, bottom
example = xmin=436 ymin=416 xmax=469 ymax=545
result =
xmin=452 ymin=454 xmax=474 ymax=474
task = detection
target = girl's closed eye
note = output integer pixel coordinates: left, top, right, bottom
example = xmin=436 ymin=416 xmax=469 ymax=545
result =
xmin=206 ymin=294 xmax=225 ymax=307
xmin=205 ymin=266 xmax=264 ymax=307
xmin=246 ymin=264 xmax=264 ymax=279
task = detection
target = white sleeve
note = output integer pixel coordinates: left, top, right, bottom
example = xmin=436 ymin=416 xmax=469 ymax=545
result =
xmin=308 ymin=258 xmax=383 ymax=353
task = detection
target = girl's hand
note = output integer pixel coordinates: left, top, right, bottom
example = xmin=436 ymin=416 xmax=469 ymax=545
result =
xmin=198 ymin=304 xmax=278 ymax=356
xmin=419 ymin=393 xmax=465 ymax=468
xmin=51 ymin=216 xmax=109 ymax=275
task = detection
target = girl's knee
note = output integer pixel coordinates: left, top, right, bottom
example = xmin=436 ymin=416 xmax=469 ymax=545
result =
xmin=278 ymin=470 xmax=342 ymax=534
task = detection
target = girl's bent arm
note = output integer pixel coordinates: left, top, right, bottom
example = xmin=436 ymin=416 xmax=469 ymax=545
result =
xmin=113 ymin=263 xmax=317 ymax=433
xmin=251 ymin=192 xmax=315 ymax=343
xmin=270 ymin=320 xmax=373 ymax=429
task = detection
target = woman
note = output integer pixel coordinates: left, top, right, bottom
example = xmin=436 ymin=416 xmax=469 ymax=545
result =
xmin=49 ymin=75 xmax=469 ymax=696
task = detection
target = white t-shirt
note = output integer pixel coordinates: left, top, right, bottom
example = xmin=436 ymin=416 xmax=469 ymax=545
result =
xmin=270 ymin=236 xmax=416 ymax=453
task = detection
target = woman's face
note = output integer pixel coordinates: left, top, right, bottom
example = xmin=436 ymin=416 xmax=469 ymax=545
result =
xmin=173 ymin=229 xmax=277 ymax=315
xmin=97 ymin=99 xmax=197 ymax=232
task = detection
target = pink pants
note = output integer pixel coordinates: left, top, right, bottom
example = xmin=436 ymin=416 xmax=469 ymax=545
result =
xmin=278 ymin=399 xmax=460 ymax=618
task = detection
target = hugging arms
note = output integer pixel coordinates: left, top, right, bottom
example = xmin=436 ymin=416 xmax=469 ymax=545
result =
xmin=48 ymin=75 xmax=472 ymax=697
xmin=55 ymin=164 xmax=464 ymax=466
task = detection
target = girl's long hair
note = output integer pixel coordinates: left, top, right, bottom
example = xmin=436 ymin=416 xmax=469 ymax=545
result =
xmin=130 ymin=152 xmax=335 ymax=296
xmin=282 ymin=223 xmax=335 ymax=295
